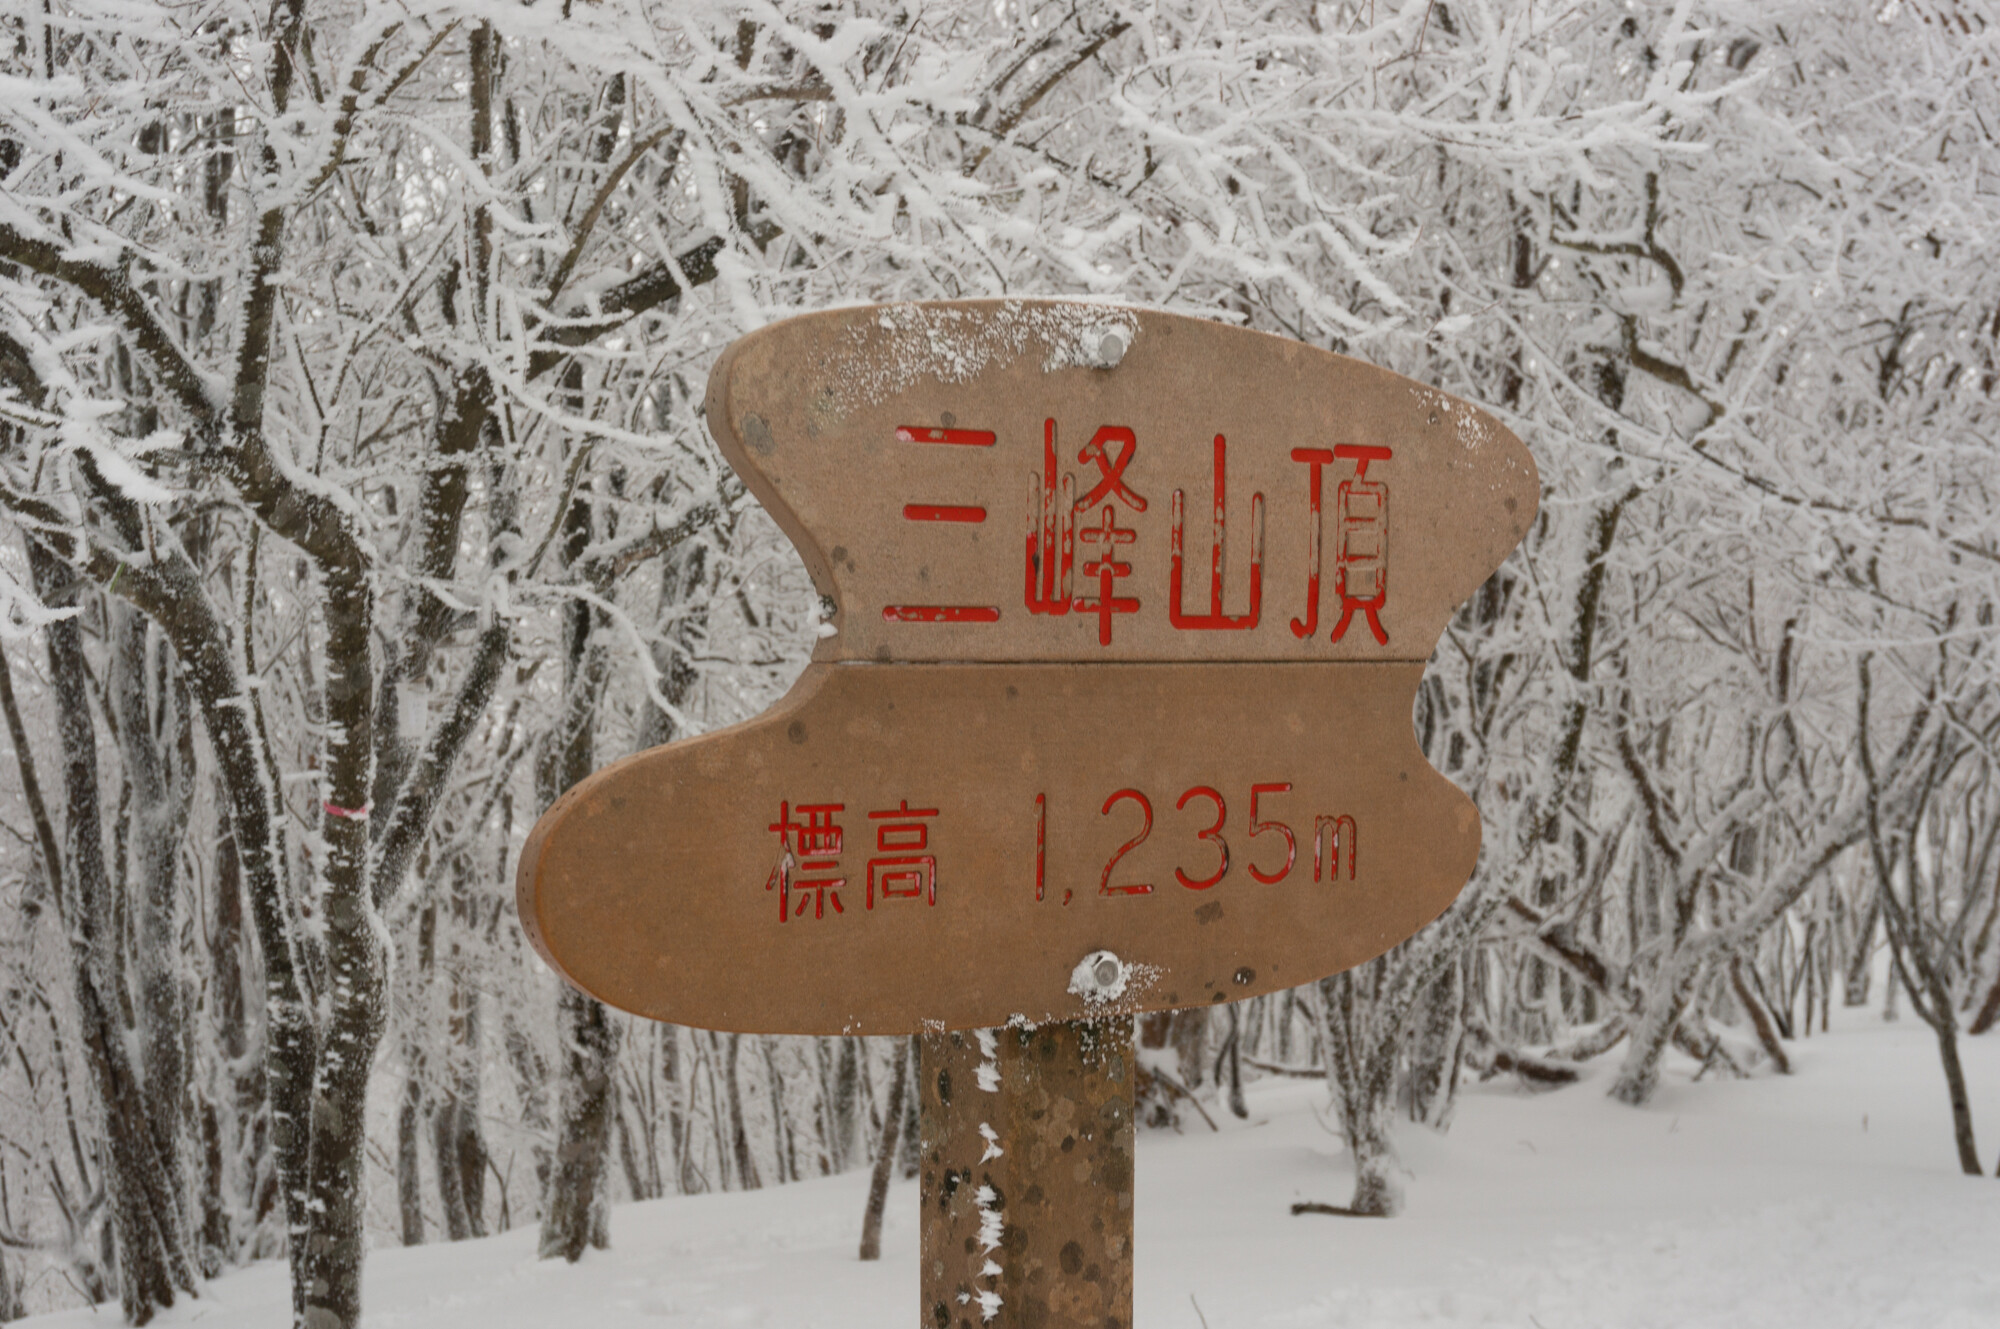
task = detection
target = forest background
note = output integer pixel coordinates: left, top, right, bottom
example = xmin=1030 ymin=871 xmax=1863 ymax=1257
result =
xmin=0 ymin=0 xmax=1996 ymax=1324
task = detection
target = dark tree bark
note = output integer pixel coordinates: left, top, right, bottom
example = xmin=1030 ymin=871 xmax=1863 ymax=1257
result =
xmin=110 ymin=604 xmax=196 ymax=1250
xmin=439 ymin=1022 xmax=489 ymax=1237
xmin=433 ymin=1098 xmax=472 ymax=1241
xmin=14 ymin=494 xmax=320 ymax=1318
xmin=31 ymin=541 xmax=196 ymax=1321
xmin=1137 ymin=1009 xmax=1210 ymax=1128
xmin=296 ymin=560 xmax=388 ymax=1329
xmin=857 ymin=1035 xmax=910 ymax=1261
xmin=663 ymin=1025 xmax=695 ymax=1193
xmin=1730 ymin=957 xmax=1792 ymax=1075
xmin=1220 ymin=1004 xmax=1250 ymax=1120
xmin=538 ymin=475 xmax=624 ymax=1259
xmin=539 ymin=987 xmax=621 ymax=1261
xmin=1858 ymin=661 xmax=1980 ymax=1176
xmin=1844 ymin=893 xmax=1880 ymax=1007
xmin=198 ymin=780 xmax=258 ymax=1272
xmin=1407 ymin=955 xmax=1467 ymax=1124
xmin=426 ymin=860 xmax=489 ymax=1242
xmin=1319 ymin=966 xmax=1404 ymax=1216
xmin=1871 ymin=852 xmax=1979 ymax=1174
xmin=833 ymin=1037 xmax=860 ymax=1171
xmin=896 ymin=1040 xmax=921 ymax=1180
xmin=1971 ymin=971 xmax=2000 ymax=1036
xmin=397 ymin=903 xmax=438 ymax=1248
xmin=396 ymin=1073 xmax=425 ymax=1246
xmin=724 ymin=1034 xmax=761 ymax=1192
xmin=505 ymin=1012 xmax=554 ymax=1200
xmin=0 ymin=1244 xmax=23 ymax=1321
xmin=759 ymin=1036 xmax=797 ymax=1184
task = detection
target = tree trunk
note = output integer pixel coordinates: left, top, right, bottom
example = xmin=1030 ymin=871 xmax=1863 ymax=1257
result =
xmin=296 ymin=558 xmax=387 ymax=1329
xmin=110 ymin=604 xmax=197 ymax=1259
xmin=0 ymin=1243 xmax=23 ymax=1321
xmin=1971 ymin=970 xmax=2000 ymax=1036
xmin=1407 ymin=956 xmax=1466 ymax=1125
xmin=405 ymin=906 xmax=448 ymax=1244
xmin=1136 ymin=1009 xmax=1209 ymax=1128
xmin=504 ymin=1012 xmax=553 ymax=1199
xmin=539 ymin=475 xmax=625 ymax=1257
xmin=1608 ymin=948 xmax=1704 ymax=1106
xmin=434 ymin=1101 xmax=474 ymax=1240
xmin=1932 ymin=1020 xmax=1982 ymax=1176
xmin=1729 ymin=957 xmax=1791 ymax=1075
xmin=1346 ymin=1123 xmax=1401 ymax=1218
xmin=397 ymin=1073 xmax=425 ymax=1246
xmin=539 ymin=986 xmax=621 ymax=1261
xmin=857 ymin=1034 xmax=910 ymax=1261
xmin=32 ymin=542 xmax=196 ymax=1321
xmin=1320 ymin=970 xmax=1405 ymax=1217
xmin=64 ymin=522 xmax=319 ymax=1316
xmin=453 ymin=1013 xmax=488 ymax=1235
xmin=810 ymin=1038 xmax=838 ymax=1175
xmin=833 ymin=1038 xmax=860 ymax=1171
xmin=1844 ymin=893 xmax=1879 ymax=1006
xmin=724 ymin=1033 xmax=761 ymax=1191
xmin=663 ymin=1025 xmax=695 ymax=1194
xmin=758 ymin=1036 xmax=795 ymax=1184
xmin=896 ymin=1039 xmax=922 ymax=1180
xmin=615 ymin=1105 xmax=648 ymax=1203
xmin=703 ymin=1031 xmax=733 ymax=1190
xmin=435 ymin=900 xmax=488 ymax=1240
xmin=1221 ymin=1003 xmax=1249 ymax=1120
xmin=199 ymin=781 xmax=258 ymax=1272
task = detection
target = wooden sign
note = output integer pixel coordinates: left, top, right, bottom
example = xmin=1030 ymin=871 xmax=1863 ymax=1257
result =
xmin=516 ymin=301 xmax=1537 ymax=1036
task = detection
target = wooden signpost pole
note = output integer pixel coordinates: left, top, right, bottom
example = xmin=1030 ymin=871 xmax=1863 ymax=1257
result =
xmin=920 ymin=1021 xmax=1136 ymax=1329
xmin=515 ymin=300 xmax=1538 ymax=1325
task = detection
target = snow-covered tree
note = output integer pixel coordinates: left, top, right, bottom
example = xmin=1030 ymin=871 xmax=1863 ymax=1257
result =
xmin=1 ymin=0 xmax=1996 ymax=1317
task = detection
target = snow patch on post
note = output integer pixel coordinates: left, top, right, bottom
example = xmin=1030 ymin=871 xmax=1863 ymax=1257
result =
xmin=1068 ymin=950 xmax=1159 ymax=1006
xmin=973 ymin=1182 xmax=1005 ymax=1321
xmin=834 ymin=301 xmax=1140 ymax=414
xmin=1069 ymin=949 xmax=1128 ymax=1002
xmin=975 ymin=1028 xmax=1001 ymax=1092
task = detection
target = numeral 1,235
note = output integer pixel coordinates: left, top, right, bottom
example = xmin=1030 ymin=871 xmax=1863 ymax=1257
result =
xmin=1032 ymin=784 xmax=1356 ymax=904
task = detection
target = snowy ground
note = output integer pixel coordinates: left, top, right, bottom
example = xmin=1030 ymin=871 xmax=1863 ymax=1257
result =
xmin=31 ymin=1012 xmax=2000 ymax=1329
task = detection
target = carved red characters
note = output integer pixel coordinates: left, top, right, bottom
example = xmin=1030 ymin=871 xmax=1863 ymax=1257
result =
xmin=1329 ymin=445 xmax=1391 ymax=645
xmin=766 ymin=802 xmax=848 ymax=921
xmin=867 ymin=800 xmax=939 ymax=909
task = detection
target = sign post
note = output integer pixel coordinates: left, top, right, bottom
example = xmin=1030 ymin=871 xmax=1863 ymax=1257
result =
xmin=920 ymin=1021 xmax=1134 ymax=1329
xmin=516 ymin=301 xmax=1537 ymax=1327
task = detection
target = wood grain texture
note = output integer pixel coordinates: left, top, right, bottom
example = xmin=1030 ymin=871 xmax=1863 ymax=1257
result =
xmin=518 ymin=661 xmax=1473 ymax=1033
xmin=516 ymin=301 xmax=1534 ymax=1034
xmin=704 ymin=301 xmax=1537 ymax=665
xmin=920 ymin=1022 xmax=1135 ymax=1329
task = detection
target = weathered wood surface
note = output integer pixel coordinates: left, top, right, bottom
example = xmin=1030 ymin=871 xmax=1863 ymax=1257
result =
xmin=519 ymin=661 xmax=1471 ymax=1032
xmin=706 ymin=301 xmax=1536 ymax=664
xmin=516 ymin=301 xmax=1536 ymax=1035
xmin=920 ymin=1020 xmax=1135 ymax=1329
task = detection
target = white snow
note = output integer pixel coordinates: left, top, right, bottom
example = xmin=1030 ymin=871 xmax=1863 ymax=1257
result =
xmin=973 ymin=1183 xmax=1004 ymax=1254
xmin=24 ymin=1014 xmax=1999 ymax=1329
xmin=975 ymin=1027 xmax=1002 ymax=1093
xmin=1070 ymin=949 xmax=1130 ymax=1002
xmin=828 ymin=301 xmax=1141 ymax=415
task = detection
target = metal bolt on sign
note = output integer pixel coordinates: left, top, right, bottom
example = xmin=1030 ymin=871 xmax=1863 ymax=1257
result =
xmin=515 ymin=301 xmax=1538 ymax=1327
